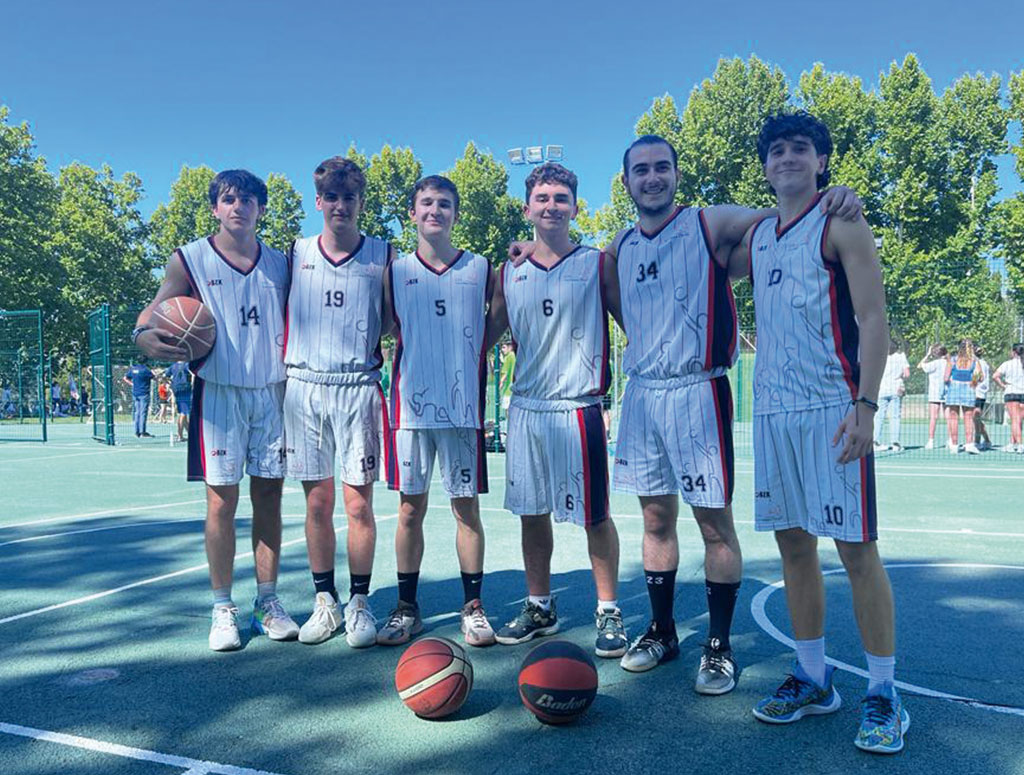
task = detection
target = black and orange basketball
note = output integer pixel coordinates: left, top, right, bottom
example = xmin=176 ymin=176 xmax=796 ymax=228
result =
xmin=150 ymin=296 xmax=216 ymax=360
xmin=395 ymin=637 xmax=473 ymax=719
xmin=518 ymin=639 xmax=598 ymax=724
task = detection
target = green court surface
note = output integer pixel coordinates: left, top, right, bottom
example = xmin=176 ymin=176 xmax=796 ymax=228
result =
xmin=1 ymin=424 xmax=1022 ymax=775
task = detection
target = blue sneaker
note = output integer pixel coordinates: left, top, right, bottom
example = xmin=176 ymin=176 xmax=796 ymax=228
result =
xmin=752 ymin=663 xmax=842 ymax=724
xmin=855 ymin=682 xmax=910 ymax=754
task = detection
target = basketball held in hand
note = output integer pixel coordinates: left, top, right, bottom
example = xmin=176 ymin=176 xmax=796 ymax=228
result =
xmin=151 ymin=296 xmax=216 ymax=361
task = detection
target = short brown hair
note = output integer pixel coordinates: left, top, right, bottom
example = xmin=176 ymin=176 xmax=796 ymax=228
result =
xmin=525 ymin=162 xmax=577 ymax=203
xmin=313 ymin=157 xmax=366 ymax=197
xmin=410 ymin=175 xmax=459 ymax=214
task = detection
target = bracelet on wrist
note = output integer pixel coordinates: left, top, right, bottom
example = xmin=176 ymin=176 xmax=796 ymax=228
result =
xmin=854 ymin=397 xmax=878 ymax=412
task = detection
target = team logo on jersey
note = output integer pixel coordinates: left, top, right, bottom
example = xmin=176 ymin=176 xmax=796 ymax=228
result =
xmin=300 ymin=263 xmax=315 ymax=270
xmin=210 ymin=448 xmax=228 ymax=457
xmin=614 ymin=457 xmax=628 ymax=466
xmin=757 ymin=244 xmax=769 ymax=252
xmin=512 ymin=273 xmax=528 ymax=283
xmin=405 ymin=278 xmax=419 ymax=286
xmin=207 ymin=278 xmax=223 ymax=286
xmin=755 ymin=490 xmax=771 ymax=498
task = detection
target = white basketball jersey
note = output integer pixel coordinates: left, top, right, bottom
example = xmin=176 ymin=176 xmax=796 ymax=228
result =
xmin=502 ymin=246 xmax=609 ymax=407
xmin=617 ymin=207 xmax=737 ymax=382
xmin=283 ymin=234 xmax=388 ymax=383
xmin=750 ymin=201 xmax=859 ymax=415
xmin=389 ymin=250 xmax=489 ymax=429
xmin=178 ymin=236 xmax=288 ymax=387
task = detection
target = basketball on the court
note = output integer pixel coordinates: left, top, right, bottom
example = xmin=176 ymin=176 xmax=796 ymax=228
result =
xmin=150 ymin=296 xmax=216 ymax=360
xmin=518 ymin=640 xmax=598 ymax=724
xmin=395 ymin=637 xmax=473 ymax=719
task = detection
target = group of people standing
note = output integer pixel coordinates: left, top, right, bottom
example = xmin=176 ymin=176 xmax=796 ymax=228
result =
xmin=132 ymin=110 xmax=913 ymax=753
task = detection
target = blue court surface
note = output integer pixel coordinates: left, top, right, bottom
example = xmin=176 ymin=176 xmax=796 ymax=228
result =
xmin=1 ymin=424 xmax=1022 ymax=775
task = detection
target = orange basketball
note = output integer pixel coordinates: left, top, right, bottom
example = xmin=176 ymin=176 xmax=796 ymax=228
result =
xmin=395 ymin=637 xmax=473 ymax=719
xmin=151 ymin=296 xmax=216 ymax=360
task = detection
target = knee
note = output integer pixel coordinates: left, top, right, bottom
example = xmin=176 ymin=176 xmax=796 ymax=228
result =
xmin=835 ymin=541 xmax=880 ymax=578
xmin=397 ymin=504 xmax=424 ymax=530
xmin=775 ymin=530 xmax=817 ymax=565
xmin=345 ymin=501 xmax=374 ymax=527
xmin=694 ymin=510 xmax=736 ymax=546
xmin=250 ymin=477 xmax=283 ymax=501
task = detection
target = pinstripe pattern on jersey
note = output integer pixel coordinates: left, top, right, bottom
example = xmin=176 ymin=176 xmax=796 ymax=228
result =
xmin=617 ymin=207 xmax=737 ymax=381
xmin=388 ymin=250 xmax=489 ymax=429
xmin=283 ymin=234 xmax=387 ymax=380
xmin=751 ymin=200 xmax=859 ymax=415
xmin=177 ymin=236 xmax=288 ymax=387
xmin=502 ymin=246 xmax=609 ymax=403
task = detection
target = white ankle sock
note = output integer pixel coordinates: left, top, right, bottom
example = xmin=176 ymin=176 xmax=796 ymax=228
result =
xmin=213 ymin=587 xmax=233 ymax=608
xmin=795 ymin=637 xmax=827 ymax=686
xmin=597 ymin=599 xmax=618 ymax=612
xmin=865 ymin=651 xmax=895 ymax=694
xmin=528 ymin=595 xmax=551 ymax=611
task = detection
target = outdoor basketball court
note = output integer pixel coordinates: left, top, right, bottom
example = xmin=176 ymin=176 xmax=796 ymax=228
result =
xmin=1 ymin=423 xmax=1022 ymax=774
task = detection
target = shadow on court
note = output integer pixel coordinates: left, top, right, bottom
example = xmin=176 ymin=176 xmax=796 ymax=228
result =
xmin=1 ymin=550 xmax=1023 ymax=775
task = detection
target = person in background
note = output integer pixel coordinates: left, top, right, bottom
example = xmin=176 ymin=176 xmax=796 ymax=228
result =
xmin=156 ymin=378 xmax=172 ymax=423
xmin=973 ymin=345 xmax=992 ymax=451
xmin=166 ymin=360 xmax=192 ymax=443
xmin=874 ymin=339 xmax=909 ymax=452
xmin=918 ymin=345 xmax=948 ymax=450
xmin=944 ymin=339 xmax=982 ymax=455
xmin=993 ymin=343 xmax=1024 ymax=453
xmin=123 ymin=359 xmax=155 ymax=437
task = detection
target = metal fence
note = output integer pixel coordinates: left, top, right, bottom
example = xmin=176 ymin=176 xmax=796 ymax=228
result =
xmin=0 ymin=309 xmax=46 ymax=442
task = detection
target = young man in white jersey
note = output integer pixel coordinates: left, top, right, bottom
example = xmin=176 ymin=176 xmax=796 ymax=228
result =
xmin=283 ymin=158 xmax=393 ymax=648
xmin=486 ymin=163 xmax=628 ymax=658
xmin=377 ymin=175 xmax=495 ymax=647
xmin=134 ymin=170 xmax=298 ymax=651
xmin=729 ymin=112 xmax=907 ymax=753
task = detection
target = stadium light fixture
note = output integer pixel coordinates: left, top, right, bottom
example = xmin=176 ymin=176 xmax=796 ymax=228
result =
xmin=545 ymin=145 xmax=564 ymax=162
xmin=525 ymin=146 xmax=544 ymax=164
xmin=507 ymin=148 xmax=525 ymax=165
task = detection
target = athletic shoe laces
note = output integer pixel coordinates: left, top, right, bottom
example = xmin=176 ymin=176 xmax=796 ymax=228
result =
xmin=212 ymin=606 xmax=238 ymax=628
xmin=774 ymin=673 xmax=812 ymax=700
xmin=350 ymin=604 xmax=376 ymax=629
xmin=596 ymin=609 xmax=625 ymax=636
xmin=862 ymin=693 xmax=896 ymax=726
xmin=262 ymin=598 xmax=290 ymax=622
xmin=465 ymin=604 xmax=489 ymax=629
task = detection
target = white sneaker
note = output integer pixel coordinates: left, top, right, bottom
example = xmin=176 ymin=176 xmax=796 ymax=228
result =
xmin=948 ymin=441 xmax=960 ymax=454
xmin=965 ymin=443 xmax=980 ymax=455
xmin=251 ymin=596 xmax=300 ymax=641
xmin=873 ymin=442 xmax=889 ymax=452
xmin=299 ymin=592 xmax=341 ymax=645
xmin=344 ymin=594 xmax=378 ymax=648
xmin=209 ymin=605 xmax=241 ymax=652
xmin=924 ymin=439 xmax=935 ymax=450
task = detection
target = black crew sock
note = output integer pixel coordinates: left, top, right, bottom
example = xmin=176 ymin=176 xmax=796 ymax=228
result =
xmin=460 ymin=571 xmax=484 ymax=604
xmin=349 ymin=573 xmax=371 ymax=598
xmin=397 ymin=571 xmax=420 ymax=606
xmin=706 ymin=579 xmax=741 ymax=650
xmin=645 ymin=569 xmax=677 ymax=631
xmin=312 ymin=569 xmax=337 ymax=602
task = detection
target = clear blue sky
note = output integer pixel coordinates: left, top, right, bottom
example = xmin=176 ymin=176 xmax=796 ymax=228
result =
xmin=5 ymin=0 xmax=1022 ymax=237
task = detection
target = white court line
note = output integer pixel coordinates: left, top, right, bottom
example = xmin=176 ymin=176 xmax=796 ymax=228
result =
xmin=0 ymin=516 xmax=396 ymax=627
xmin=1 ymin=488 xmax=303 ymax=530
xmin=0 ymin=449 xmax=118 ymax=463
xmin=750 ymin=563 xmax=1024 ymax=718
xmin=0 ymin=721 xmax=287 ymax=775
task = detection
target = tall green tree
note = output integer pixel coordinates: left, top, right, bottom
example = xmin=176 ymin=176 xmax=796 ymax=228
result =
xmin=995 ymin=69 xmax=1024 ymax=314
xmin=445 ymin=142 xmax=529 ymax=262
xmin=258 ymin=173 xmax=304 ymax=253
xmin=0 ymin=106 xmax=60 ymax=315
xmin=47 ymin=163 xmax=154 ymax=351
xmin=348 ymin=144 xmax=422 ymax=251
xmin=148 ymin=165 xmax=217 ymax=260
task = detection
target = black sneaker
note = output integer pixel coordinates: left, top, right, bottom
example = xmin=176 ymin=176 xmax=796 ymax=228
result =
xmin=694 ymin=638 xmax=738 ymax=695
xmin=619 ymin=620 xmax=679 ymax=672
xmin=495 ymin=599 xmax=558 ymax=645
xmin=594 ymin=606 xmax=627 ymax=658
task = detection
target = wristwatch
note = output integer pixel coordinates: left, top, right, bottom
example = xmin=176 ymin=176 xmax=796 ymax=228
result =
xmin=131 ymin=325 xmax=152 ymax=344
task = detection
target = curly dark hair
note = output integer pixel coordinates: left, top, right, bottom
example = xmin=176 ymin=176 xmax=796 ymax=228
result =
xmin=757 ymin=111 xmax=833 ymax=189
xmin=525 ymin=162 xmax=578 ymax=203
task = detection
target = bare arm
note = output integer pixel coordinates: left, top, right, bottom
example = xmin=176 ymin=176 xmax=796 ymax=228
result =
xmin=135 ymin=252 xmax=193 ymax=361
xmin=825 ymin=215 xmax=887 ymax=464
xmin=725 ymin=222 xmax=756 ymax=281
xmin=601 ymin=251 xmax=624 ymax=329
xmin=380 ymin=244 xmax=397 ymax=338
xmin=483 ymin=264 xmax=509 ymax=352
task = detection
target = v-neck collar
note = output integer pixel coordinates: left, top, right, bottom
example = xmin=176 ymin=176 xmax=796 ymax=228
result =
xmin=319 ymin=234 xmax=365 ymax=267
xmin=775 ymin=193 xmax=823 ymax=240
xmin=208 ymin=235 xmax=261 ymax=276
xmin=415 ymin=249 xmax=464 ymax=276
xmin=526 ymin=245 xmax=583 ymax=272
xmin=637 ymin=205 xmax=686 ymax=240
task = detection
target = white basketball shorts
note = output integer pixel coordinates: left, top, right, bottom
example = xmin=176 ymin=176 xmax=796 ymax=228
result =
xmin=188 ymin=379 xmax=285 ymax=486
xmin=283 ymin=379 xmax=387 ymax=485
xmin=613 ymin=375 xmax=734 ymax=508
xmin=504 ymin=402 xmax=609 ymax=527
xmin=754 ymin=403 xmax=878 ymax=542
xmin=387 ymin=427 xmax=487 ymax=499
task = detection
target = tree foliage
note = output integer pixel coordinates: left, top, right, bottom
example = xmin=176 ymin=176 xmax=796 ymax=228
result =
xmin=258 ymin=173 xmax=304 ymax=253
